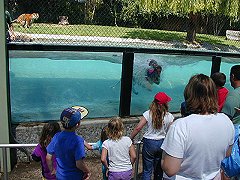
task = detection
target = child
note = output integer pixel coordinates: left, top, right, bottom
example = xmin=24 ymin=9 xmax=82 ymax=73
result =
xmin=211 ymin=72 xmax=229 ymax=112
xmin=130 ymin=92 xmax=174 ymax=179
xmin=32 ymin=122 xmax=61 ymax=180
xmin=101 ymin=117 xmax=136 ymax=180
xmin=85 ymin=126 xmax=108 ymax=180
xmin=46 ymin=106 xmax=90 ymax=180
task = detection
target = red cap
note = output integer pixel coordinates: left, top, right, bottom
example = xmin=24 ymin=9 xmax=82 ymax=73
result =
xmin=154 ymin=92 xmax=172 ymax=105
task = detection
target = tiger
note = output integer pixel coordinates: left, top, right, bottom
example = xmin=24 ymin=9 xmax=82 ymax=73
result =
xmin=13 ymin=13 xmax=39 ymax=28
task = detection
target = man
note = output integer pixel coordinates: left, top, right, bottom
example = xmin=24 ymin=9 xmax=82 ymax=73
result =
xmin=5 ymin=10 xmax=15 ymax=42
xmin=222 ymin=65 xmax=240 ymax=124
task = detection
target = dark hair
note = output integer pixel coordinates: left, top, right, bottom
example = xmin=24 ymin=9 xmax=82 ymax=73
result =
xmin=101 ymin=126 xmax=108 ymax=142
xmin=211 ymin=72 xmax=226 ymax=87
xmin=231 ymin=65 xmax=240 ymax=80
xmin=184 ymin=74 xmax=218 ymax=114
xmin=39 ymin=122 xmax=61 ymax=151
xmin=149 ymin=99 xmax=168 ymax=129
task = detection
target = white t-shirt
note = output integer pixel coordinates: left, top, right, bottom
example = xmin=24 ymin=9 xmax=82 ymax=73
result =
xmin=102 ymin=136 xmax=132 ymax=172
xmin=143 ymin=110 xmax=174 ymax=140
xmin=161 ymin=113 xmax=235 ymax=179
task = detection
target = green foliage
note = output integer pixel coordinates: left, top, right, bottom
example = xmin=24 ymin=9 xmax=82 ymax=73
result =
xmin=137 ymin=0 xmax=240 ymax=20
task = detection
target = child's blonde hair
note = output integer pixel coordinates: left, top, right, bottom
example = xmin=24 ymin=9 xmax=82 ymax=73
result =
xmin=107 ymin=117 xmax=124 ymax=140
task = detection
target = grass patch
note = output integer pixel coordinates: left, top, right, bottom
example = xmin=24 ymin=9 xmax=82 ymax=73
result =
xmin=14 ymin=23 xmax=240 ymax=48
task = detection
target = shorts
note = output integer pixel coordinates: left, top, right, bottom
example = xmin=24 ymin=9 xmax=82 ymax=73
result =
xmin=108 ymin=169 xmax=132 ymax=180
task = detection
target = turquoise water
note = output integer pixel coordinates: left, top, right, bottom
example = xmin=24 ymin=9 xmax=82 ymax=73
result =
xmin=9 ymin=51 xmax=239 ymax=123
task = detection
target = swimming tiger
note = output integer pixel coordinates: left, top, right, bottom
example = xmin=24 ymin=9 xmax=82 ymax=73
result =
xmin=13 ymin=13 xmax=39 ymax=28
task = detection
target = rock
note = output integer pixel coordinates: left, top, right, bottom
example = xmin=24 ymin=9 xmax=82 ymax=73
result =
xmin=226 ymin=30 xmax=240 ymax=41
xmin=58 ymin=16 xmax=69 ymax=25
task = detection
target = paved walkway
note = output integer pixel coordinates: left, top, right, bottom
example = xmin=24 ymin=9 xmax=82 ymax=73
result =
xmin=14 ymin=32 xmax=240 ymax=53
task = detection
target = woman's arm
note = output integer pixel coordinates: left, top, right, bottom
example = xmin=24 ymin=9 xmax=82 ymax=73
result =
xmin=130 ymin=116 xmax=147 ymax=140
xmin=129 ymin=144 xmax=137 ymax=164
xmin=161 ymin=151 xmax=182 ymax=177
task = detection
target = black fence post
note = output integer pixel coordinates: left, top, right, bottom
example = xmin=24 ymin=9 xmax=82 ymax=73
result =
xmin=119 ymin=52 xmax=134 ymax=117
xmin=211 ymin=55 xmax=222 ymax=76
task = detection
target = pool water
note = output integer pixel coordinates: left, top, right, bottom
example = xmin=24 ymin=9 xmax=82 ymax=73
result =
xmin=9 ymin=51 xmax=239 ymax=123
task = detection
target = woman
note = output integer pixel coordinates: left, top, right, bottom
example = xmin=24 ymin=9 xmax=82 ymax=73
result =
xmin=161 ymin=74 xmax=235 ymax=179
xmin=131 ymin=92 xmax=174 ymax=180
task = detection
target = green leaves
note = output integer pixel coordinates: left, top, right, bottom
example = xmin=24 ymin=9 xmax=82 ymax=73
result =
xmin=136 ymin=0 xmax=240 ymax=19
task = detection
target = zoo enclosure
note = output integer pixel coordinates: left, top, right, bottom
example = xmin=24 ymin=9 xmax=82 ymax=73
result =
xmin=5 ymin=0 xmax=240 ymax=46
xmin=3 ymin=0 xmax=240 ymax=175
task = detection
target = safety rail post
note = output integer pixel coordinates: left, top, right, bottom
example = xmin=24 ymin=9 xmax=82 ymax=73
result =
xmin=133 ymin=141 xmax=142 ymax=180
xmin=2 ymin=147 xmax=8 ymax=180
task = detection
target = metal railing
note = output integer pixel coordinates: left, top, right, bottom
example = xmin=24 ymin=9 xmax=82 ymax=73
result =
xmin=0 ymin=141 xmax=143 ymax=180
xmin=0 ymin=144 xmax=38 ymax=180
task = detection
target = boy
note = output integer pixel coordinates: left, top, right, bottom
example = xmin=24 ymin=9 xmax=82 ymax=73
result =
xmin=46 ymin=106 xmax=90 ymax=180
xmin=211 ymin=72 xmax=229 ymax=112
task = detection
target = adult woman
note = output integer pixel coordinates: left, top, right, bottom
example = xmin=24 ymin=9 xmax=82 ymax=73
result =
xmin=161 ymin=74 xmax=235 ymax=179
xmin=130 ymin=92 xmax=174 ymax=180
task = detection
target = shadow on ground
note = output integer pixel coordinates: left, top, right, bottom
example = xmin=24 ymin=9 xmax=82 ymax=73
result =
xmin=7 ymin=156 xmax=143 ymax=180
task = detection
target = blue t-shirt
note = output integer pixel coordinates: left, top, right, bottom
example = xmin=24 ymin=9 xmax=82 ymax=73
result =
xmin=47 ymin=131 xmax=85 ymax=180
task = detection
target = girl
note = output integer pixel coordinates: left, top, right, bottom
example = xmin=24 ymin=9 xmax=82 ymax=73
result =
xmin=32 ymin=122 xmax=61 ymax=180
xmin=130 ymin=92 xmax=174 ymax=180
xmin=85 ymin=126 xmax=108 ymax=180
xmin=101 ymin=117 xmax=136 ymax=180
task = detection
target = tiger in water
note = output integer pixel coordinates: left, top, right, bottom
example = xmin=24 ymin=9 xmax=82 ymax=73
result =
xmin=13 ymin=13 xmax=39 ymax=28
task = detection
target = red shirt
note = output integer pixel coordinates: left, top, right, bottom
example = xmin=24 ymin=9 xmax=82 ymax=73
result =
xmin=218 ymin=87 xmax=229 ymax=112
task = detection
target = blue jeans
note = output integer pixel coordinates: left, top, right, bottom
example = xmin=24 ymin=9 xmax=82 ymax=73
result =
xmin=142 ymin=138 xmax=164 ymax=180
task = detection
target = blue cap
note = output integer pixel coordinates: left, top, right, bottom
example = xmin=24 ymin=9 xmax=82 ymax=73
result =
xmin=60 ymin=106 xmax=88 ymax=128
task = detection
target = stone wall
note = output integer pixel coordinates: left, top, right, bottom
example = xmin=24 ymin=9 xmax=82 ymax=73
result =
xmin=15 ymin=114 xmax=181 ymax=161
xmin=15 ymin=117 xmax=144 ymax=161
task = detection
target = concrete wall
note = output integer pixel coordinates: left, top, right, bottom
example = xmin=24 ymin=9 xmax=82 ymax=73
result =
xmin=15 ymin=114 xmax=181 ymax=161
xmin=15 ymin=117 xmax=144 ymax=161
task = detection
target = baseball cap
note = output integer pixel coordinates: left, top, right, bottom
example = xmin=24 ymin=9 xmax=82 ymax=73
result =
xmin=60 ymin=106 xmax=88 ymax=128
xmin=154 ymin=92 xmax=172 ymax=105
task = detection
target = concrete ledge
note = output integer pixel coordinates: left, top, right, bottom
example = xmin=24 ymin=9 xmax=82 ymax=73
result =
xmin=14 ymin=114 xmax=181 ymax=161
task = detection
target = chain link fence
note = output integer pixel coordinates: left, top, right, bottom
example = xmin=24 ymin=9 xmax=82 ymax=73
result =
xmin=5 ymin=0 xmax=240 ymax=52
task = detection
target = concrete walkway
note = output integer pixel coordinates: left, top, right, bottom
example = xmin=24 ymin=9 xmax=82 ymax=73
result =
xmin=13 ymin=32 xmax=240 ymax=53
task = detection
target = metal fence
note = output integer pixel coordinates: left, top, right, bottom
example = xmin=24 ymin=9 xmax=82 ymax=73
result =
xmin=4 ymin=0 xmax=240 ymax=52
xmin=0 ymin=141 xmax=142 ymax=180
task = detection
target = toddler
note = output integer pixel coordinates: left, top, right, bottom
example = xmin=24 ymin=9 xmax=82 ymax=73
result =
xmin=85 ymin=126 xmax=108 ymax=180
xmin=211 ymin=72 xmax=229 ymax=112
